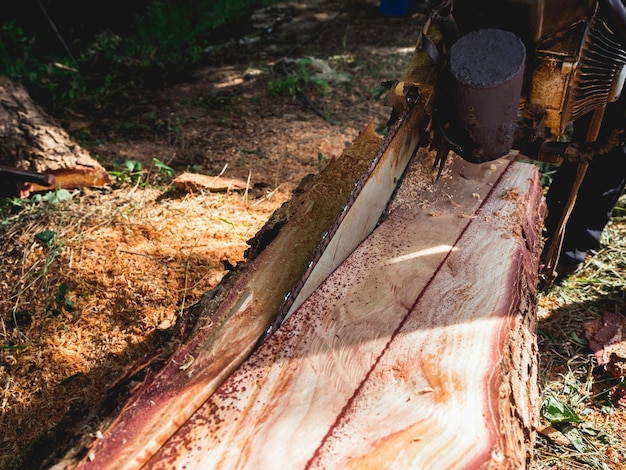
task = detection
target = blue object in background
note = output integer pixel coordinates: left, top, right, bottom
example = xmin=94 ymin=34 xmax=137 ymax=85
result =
xmin=380 ymin=0 xmax=418 ymax=16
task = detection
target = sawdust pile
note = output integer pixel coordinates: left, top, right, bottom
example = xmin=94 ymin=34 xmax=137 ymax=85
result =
xmin=0 ymin=186 xmax=287 ymax=468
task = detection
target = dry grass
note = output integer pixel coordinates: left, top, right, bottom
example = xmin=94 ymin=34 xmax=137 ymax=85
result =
xmin=533 ymin=199 xmax=626 ymax=470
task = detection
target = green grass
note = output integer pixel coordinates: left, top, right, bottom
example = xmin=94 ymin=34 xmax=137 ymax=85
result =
xmin=0 ymin=0 xmax=283 ymax=108
xmin=533 ymin=210 xmax=626 ymax=469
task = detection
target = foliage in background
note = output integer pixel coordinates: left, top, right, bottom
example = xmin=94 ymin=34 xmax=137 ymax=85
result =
xmin=269 ymin=58 xmax=331 ymax=97
xmin=0 ymin=0 xmax=281 ymax=108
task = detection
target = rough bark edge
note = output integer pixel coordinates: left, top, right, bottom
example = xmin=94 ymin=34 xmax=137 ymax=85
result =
xmin=495 ymin=169 xmax=545 ymax=468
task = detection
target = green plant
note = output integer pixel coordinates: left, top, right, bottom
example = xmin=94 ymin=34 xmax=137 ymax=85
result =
xmin=32 ymin=189 xmax=74 ymax=205
xmin=2 ymin=0 xmax=285 ymax=111
xmin=47 ymin=282 xmax=76 ymax=316
xmin=0 ymin=197 xmax=29 ymax=225
xmin=269 ymin=58 xmax=330 ymax=97
xmin=152 ymin=158 xmax=174 ymax=179
xmin=30 ymin=226 xmax=68 ymax=322
xmin=0 ymin=21 xmax=85 ymax=105
xmin=110 ymin=159 xmax=144 ymax=184
xmin=0 ymin=21 xmax=37 ymax=81
xmin=109 ymin=158 xmax=174 ymax=187
xmin=269 ymin=73 xmax=301 ymax=97
xmin=535 ymin=161 xmax=559 ymax=189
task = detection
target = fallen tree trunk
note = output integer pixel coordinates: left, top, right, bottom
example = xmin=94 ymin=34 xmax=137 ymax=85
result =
xmin=142 ymin=155 xmax=544 ymax=469
xmin=0 ymin=75 xmax=110 ymax=196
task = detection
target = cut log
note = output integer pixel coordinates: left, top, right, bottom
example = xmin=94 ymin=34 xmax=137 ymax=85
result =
xmin=0 ymin=75 xmax=110 ymax=196
xmin=142 ymin=155 xmax=544 ymax=469
xmin=58 ymin=25 xmax=441 ymax=469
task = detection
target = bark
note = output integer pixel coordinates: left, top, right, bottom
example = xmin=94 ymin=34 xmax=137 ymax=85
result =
xmin=0 ymin=76 xmax=110 ymax=196
xmin=141 ymin=155 xmax=544 ymax=470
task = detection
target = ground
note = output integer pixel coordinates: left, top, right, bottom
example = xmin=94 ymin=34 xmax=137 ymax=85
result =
xmin=1 ymin=0 xmax=625 ymax=469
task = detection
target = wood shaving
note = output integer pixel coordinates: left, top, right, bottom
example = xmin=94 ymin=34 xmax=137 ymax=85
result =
xmin=502 ymin=188 xmax=520 ymax=200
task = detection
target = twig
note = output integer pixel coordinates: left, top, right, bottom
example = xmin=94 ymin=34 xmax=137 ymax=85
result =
xmin=243 ymin=168 xmax=252 ymax=202
xmin=37 ymin=0 xmax=79 ymax=69
xmin=251 ymin=184 xmax=283 ymax=207
xmin=180 ymin=254 xmax=191 ymax=316
xmin=217 ymin=163 xmax=228 ymax=178
xmin=118 ymin=250 xmax=154 ymax=259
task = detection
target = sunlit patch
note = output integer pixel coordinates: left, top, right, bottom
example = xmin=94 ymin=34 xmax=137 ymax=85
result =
xmin=214 ymin=77 xmax=244 ymax=89
xmin=387 ymin=245 xmax=458 ymax=264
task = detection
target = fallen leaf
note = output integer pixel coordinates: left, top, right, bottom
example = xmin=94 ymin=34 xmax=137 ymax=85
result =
xmin=612 ymin=386 xmax=626 ymax=408
xmin=583 ymin=311 xmax=626 ymax=378
xmin=538 ymin=424 xmax=571 ymax=447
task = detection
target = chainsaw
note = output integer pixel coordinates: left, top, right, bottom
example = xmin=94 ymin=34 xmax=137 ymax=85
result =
xmin=277 ymin=0 xmax=626 ymax=327
xmin=379 ymin=0 xmax=626 ymax=287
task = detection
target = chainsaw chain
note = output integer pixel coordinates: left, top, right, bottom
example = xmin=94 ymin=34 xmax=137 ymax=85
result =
xmin=267 ymin=91 xmax=421 ymax=336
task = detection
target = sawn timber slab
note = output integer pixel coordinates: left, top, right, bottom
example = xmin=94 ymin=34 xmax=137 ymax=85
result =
xmin=145 ymin=155 xmax=544 ymax=469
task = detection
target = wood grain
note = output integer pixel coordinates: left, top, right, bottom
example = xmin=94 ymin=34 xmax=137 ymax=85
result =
xmin=68 ymin=30 xmax=442 ymax=470
xmin=145 ymin=155 xmax=544 ymax=469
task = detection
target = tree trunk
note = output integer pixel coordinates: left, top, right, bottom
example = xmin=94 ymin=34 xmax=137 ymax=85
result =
xmin=0 ymin=76 xmax=110 ymax=196
xmin=141 ymin=155 xmax=544 ymax=469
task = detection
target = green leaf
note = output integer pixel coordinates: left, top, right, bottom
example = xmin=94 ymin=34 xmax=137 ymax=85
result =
xmin=60 ymin=372 xmax=83 ymax=386
xmin=541 ymin=394 xmax=582 ymax=424
xmin=125 ymin=160 xmax=142 ymax=172
xmin=556 ymin=423 xmax=586 ymax=453
xmin=55 ymin=283 xmax=70 ymax=303
xmin=42 ymin=189 xmax=73 ymax=204
xmin=569 ymin=331 xmax=587 ymax=346
xmin=152 ymin=158 xmax=174 ymax=178
xmin=35 ymin=229 xmax=56 ymax=245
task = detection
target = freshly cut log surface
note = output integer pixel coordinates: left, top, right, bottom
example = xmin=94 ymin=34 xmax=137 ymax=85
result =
xmin=144 ymin=155 xmax=544 ymax=469
xmin=67 ymin=29 xmax=438 ymax=469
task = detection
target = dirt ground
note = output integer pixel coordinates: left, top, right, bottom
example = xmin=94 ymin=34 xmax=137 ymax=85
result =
xmin=0 ymin=0 xmax=426 ymax=467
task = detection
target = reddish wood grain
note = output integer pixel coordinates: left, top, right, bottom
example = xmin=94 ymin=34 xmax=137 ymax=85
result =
xmin=144 ymin=155 xmax=543 ymax=469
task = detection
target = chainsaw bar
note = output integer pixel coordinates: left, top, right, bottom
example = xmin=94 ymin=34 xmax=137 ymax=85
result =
xmin=268 ymin=91 xmax=422 ymax=335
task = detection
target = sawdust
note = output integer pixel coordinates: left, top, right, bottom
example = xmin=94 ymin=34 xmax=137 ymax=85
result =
xmin=0 ymin=188 xmax=288 ymax=466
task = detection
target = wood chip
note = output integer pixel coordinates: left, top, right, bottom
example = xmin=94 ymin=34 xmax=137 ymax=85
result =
xmin=173 ymin=172 xmax=249 ymax=192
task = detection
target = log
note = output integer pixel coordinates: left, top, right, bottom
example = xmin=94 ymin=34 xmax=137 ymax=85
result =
xmin=0 ymin=76 xmax=110 ymax=196
xmin=143 ymin=155 xmax=544 ymax=469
